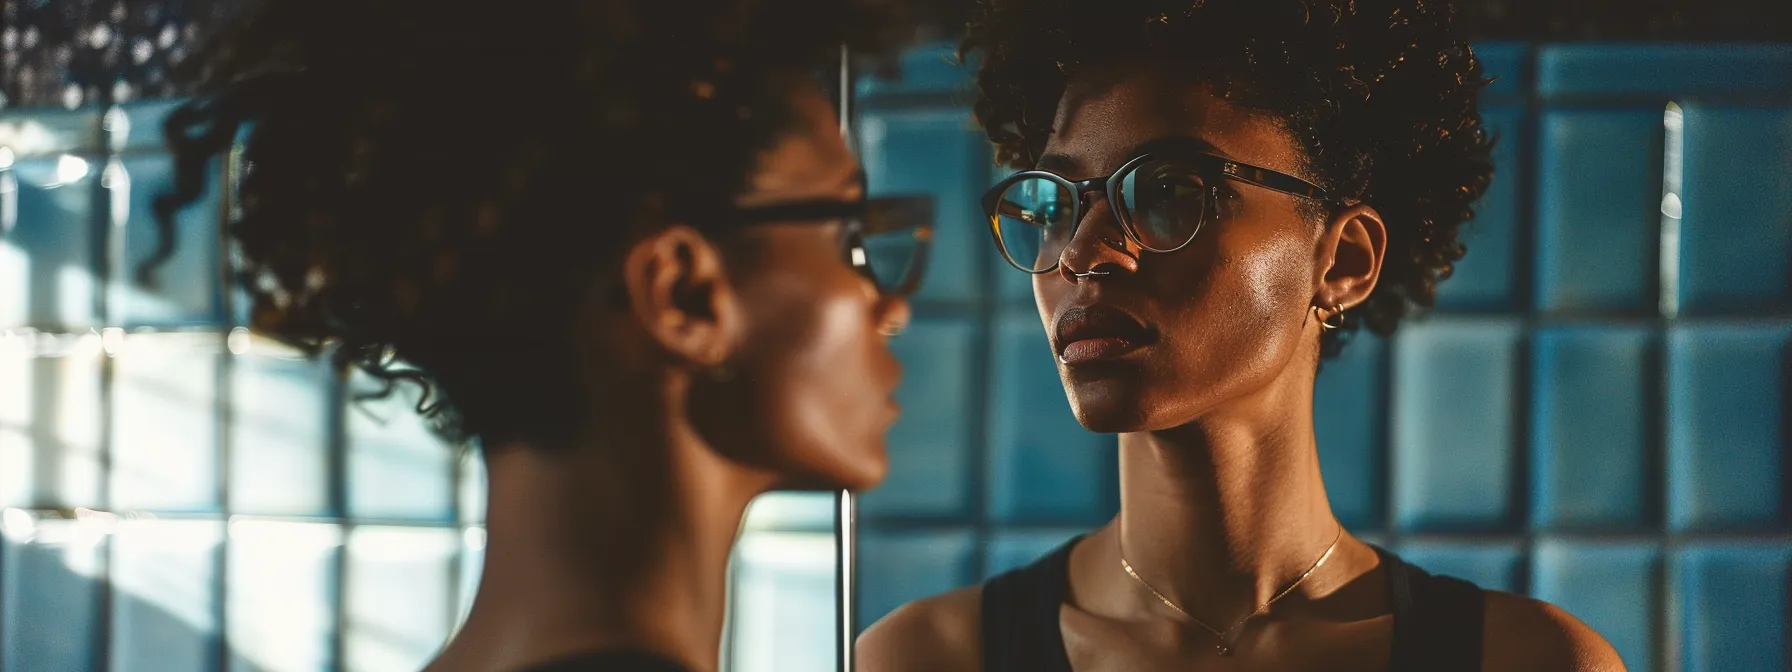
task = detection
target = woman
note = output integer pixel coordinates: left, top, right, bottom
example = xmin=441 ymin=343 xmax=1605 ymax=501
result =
xmin=146 ymin=1 xmax=925 ymax=671
xmin=861 ymin=1 xmax=1622 ymax=670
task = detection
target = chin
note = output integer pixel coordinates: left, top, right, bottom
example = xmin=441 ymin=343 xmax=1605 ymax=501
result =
xmin=776 ymin=441 xmax=888 ymax=492
xmin=1067 ymin=385 xmax=1157 ymax=434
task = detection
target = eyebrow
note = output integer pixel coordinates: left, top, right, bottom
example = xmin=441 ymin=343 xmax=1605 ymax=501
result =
xmin=1033 ymin=135 xmax=1234 ymax=177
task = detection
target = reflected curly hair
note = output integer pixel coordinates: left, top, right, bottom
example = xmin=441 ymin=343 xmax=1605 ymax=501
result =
xmin=145 ymin=0 xmax=904 ymax=446
xmin=961 ymin=0 xmax=1495 ymax=356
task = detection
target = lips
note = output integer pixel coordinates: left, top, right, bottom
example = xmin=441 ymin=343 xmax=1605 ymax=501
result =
xmin=1054 ymin=304 xmax=1155 ymax=365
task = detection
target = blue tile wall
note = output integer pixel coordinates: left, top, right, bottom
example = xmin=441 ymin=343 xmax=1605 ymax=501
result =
xmin=860 ymin=318 xmax=979 ymax=520
xmin=2 ymin=520 xmax=105 ymax=672
xmin=1538 ymin=45 xmax=1792 ymax=98
xmin=986 ymin=313 xmax=1116 ymax=525
xmin=1392 ymin=540 xmax=1524 ymax=593
xmin=1675 ymin=103 xmax=1792 ymax=314
xmin=1314 ymin=334 xmax=1388 ymax=530
xmin=854 ymin=41 xmax=1792 ymax=671
xmin=983 ymin=529 xmax=1083 ymax=579
xmin=1392 ymin=319 xmax=1523 ymax=531
xmin=1534 ymin=108 xmax=1663 ymax=313
xmin=856 ymin=529 xmax=977 ymax=632
xmin=1532 ymin=540 xmax=1659 ymax=672
xmin=1531 ymin=326 xmax=1655 ymax=530
xmin=1665 ymin=322 xmax=1792 ymax=531
xmin=1673 ymin=544 xmax=1792 ymax=672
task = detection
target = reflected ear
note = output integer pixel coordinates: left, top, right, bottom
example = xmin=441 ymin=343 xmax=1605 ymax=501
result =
xmin=619 ymin=225 xmax=744 ymax=366
xmin=1313 ymin=203 xmax=1386 ymax=311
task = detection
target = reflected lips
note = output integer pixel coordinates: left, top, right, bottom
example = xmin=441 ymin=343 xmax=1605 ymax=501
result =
xmin=1054 ymin=304 xmax=1154 ymax=365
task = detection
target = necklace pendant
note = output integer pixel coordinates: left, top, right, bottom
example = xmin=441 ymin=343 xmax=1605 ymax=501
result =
xmin=1216 ymin=644 xmax=1233 ymax=657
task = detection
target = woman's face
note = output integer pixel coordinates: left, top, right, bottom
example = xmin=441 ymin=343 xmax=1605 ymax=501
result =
xmin=693 ymin=81 xmax=909 ymax=491
xmin=1033 ymin=63 xmax=1329 ymax=433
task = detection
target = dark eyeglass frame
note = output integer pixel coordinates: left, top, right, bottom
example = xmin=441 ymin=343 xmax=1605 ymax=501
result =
xmin=731 ymin=195 xmax=934 ymax=297
xmin=981 ymin=150 xmax=1330 ymax=274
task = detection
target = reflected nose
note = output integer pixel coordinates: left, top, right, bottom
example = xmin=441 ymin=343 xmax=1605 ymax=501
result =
xmin=1057 ymin=196 xmax=1138 ymax=283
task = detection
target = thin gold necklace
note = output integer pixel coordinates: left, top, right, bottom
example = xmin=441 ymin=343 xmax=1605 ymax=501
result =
xmin=1117 ymin=521 xmax=1344 ymax=656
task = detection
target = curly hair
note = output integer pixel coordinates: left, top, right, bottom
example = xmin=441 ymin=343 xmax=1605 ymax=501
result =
xmin=961 ymin=0 xmax=1495 ymax=356
xmin=143 ymin=0 xmax=905 ymax=447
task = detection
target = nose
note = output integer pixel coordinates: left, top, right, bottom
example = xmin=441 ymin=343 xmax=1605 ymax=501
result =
xmin=1057 ymin=194 xmax=1138 ymax=283
xmin=875 ymin=293 xmax=912 ymax=337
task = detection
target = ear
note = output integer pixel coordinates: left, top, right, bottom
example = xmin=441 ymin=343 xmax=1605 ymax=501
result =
xmin=1313 ymin=203 xmax=1387 ymax=312
xmin=619 ymin=225 xmax=744 ymax=367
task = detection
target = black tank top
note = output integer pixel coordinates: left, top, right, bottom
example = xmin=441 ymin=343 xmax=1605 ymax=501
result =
xmin=978 ymin=537 xmax=1486 ymax=671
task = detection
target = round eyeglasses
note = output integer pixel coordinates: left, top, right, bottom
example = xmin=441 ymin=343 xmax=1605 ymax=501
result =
xmin=733 ymin=194 xmax=934 ymax=297
xmin=981 ymin=149 xmax=1328 ymax=274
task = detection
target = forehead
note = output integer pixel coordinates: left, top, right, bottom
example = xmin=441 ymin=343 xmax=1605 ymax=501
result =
xmin=1043 ymin=63 xmax=1306 ymax=179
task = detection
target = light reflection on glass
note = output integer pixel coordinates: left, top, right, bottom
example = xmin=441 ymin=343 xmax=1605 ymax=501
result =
xmin=344 ymin=526 xmax=458 ymax=672
xmin=727 ymin=532 xmax=837 ymax=672
xmin=227 ymin=520 xmax=342 ymax=672
xmin=111 ymin=519 xmax=222 ymax=672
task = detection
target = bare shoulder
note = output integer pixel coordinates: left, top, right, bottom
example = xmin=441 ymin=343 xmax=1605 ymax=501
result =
xmin=1481 ymin=591 xmax=1627 ymax=671
xmin=855 ymin=585 xmax=984 ymax=672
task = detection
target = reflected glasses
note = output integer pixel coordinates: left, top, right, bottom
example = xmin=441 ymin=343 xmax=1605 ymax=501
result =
xmin=735 ymin=195 xmax=934 ymax=296
xmin=981 ymin=149 xmax=1328 ymax=274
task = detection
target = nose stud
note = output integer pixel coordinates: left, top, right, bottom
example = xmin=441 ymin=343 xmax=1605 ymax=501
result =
xmin=1072 ymin=269 xmax=1112 ymax=278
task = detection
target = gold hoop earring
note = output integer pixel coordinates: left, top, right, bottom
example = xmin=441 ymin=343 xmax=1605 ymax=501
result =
xmin=1316 ymin=303 xmax=1345 ymax=331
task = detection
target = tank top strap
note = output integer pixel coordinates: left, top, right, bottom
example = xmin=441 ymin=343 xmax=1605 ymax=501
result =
xmin=1375 ymin=545 xmax=1487 ymax=672
xmin=978 ymin=535 xmax=1080 ymax=672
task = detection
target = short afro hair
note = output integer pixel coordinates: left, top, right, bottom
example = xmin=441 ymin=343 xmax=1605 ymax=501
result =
xmin=147 ymin=0 xmax=906 ymax=446
xmin=961 ymin=0 xmax=1496 ymax=356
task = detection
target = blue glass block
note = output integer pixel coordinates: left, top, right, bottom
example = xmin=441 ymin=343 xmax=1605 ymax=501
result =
xmin=1437 ymin=106 xmax=1523 ymax=311
xmin=856 ymin=529 xmax=976 ymax=631
xmin=458 ymin=450 xmax=487 ymax=526
xmin=1315 ymin=334 xmax=1387 ymax=530
xmin=1538 ymin=45 xmax=1792 ymax=97
xmin=987 ymin=314 xmax=1115 ymax=525
xmin=1534 ymin=109 xmax=1662 ymax=313
xmin=743 ymin=491 xmax=835 ymax=534
xmin=730 ymin=531 xmax=838 ymax=670
xmin=984 ymin=529 xmax=1082 ymax=579
xmin=229 ymin=346 xmax=333 ymax=516
xmin=111 ymin=520 xmax=223 ymax=672
xmin=1531 ymin=326 xmax=1654 ymax=530
xmin=1473 ymin=43 xmax=1527 ymax=98
xmin=854 ymin=40 xmax=975 ymax=99
xmin=859 ymin=318 xmax=975 ymax=520
xmin=116 ymin=101 xmax=187 ymax=153
xmin=1 ymin=517 xmax=104 ymax=672
xmin=1392 ymin=319 xmax=1521 ymax=531
xmin=456 ymin=528 xmax=483 ymax=627
xmin=1532 ymin=540 xmax=1658 ymax=672
xmin=0 ymin=109 xmax=106 ymax=155
xmin=1395 ymin=540 xmax=1522 ymax=592
xmin=0 ymin=349 xmax=104 ymax=509
xmin=1676 ymin=104 xmax=1792 ymax=314
xmin=110 ymin=334 xmax=222 ymax=513
xmin=345 ymin=369 xmax=455 ymax=522
xmin=859 ymin=108 xmax=991 ymax=303
xmin=109 ymin=153 xmax=224 ymax=327
xmin=0 ymin=156 xmax=101 ymax=329
xmin=1673 ymin=544 xmax=1792 ymax=672
xmin=1666 ymin=322 xmax=1792 ymax=531
xmin=344 ymin=526 xmax=459 ymax=672
xmin=227 ymin=520 xmax=342 ymax=672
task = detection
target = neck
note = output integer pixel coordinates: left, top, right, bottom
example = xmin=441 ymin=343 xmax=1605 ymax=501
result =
xmin=432 ymin=403 xmax=770 ymax=672
xmin=1109 ymin=357 xmax=1347 ymax=627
